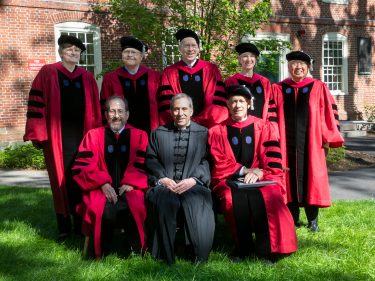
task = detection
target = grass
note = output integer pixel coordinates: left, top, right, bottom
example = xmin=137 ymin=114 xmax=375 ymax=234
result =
xmin=0 ymin=186 xmax=374 ymax=281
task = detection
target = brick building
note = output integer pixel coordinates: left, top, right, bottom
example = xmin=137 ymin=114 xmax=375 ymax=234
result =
xmin=0 ymin=0 xmax=374 ymax=143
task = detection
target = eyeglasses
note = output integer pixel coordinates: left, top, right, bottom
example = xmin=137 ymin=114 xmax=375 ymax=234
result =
xmin=107 ymin=109 xmax=126 ymax=116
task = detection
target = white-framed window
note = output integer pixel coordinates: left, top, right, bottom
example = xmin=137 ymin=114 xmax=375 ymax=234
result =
xmin=322 ymin=0 xmax=348 ymax=4
xmin=54 ymin=22 xmax=102 ymax=80
xmin=162 ymin=27 xmax=180 ymax=68
xmin=242 ymin=33 xmax=290 ymax=84
xmin=322 ymin=32 xmax=348 ymax=95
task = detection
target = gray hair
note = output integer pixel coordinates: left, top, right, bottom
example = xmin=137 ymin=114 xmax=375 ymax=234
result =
xmin=170 ymin=93 xmax=193 ymax=110
xmin=105 ymin=95 xmax=129 ymax=111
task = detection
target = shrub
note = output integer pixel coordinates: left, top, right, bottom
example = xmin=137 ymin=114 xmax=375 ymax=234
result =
xmin=364 ymin=105 xmax=375 ymax=122
xmin=326 ymin=146 xmax=346 ymax=165
xmin=0 ymin=143 xmax=46 ymax=170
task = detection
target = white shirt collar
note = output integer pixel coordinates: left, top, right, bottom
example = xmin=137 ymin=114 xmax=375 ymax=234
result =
xmin=124 ymin=65 xmax=140 ymax=75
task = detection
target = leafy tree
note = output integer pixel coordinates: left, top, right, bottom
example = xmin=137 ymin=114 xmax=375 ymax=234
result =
xmin=109 ymin=0 xmax=290 ymax=77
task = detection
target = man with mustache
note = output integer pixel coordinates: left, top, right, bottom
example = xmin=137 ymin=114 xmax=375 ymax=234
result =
xmin=72 ymin=96 xmax=148 ymax=259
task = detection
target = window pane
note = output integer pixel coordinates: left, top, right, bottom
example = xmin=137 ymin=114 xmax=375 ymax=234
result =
xmin=86 ymin=44 xmax=94 ymax=54
xmin=87 ymin=55 xmax=95 ymax=65
xmin=86 ymin=33 xmax=93 ymax=43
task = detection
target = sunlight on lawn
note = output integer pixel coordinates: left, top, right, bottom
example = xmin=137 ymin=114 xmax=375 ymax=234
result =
xmin=0 ymin=186 xmax=374 ymax=281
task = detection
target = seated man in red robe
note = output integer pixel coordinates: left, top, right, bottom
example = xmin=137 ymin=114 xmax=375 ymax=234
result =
xmin=208 ymin=85 xmax=297 ymax=260
xmin=72 ymin=96 xmax=148 ymax=259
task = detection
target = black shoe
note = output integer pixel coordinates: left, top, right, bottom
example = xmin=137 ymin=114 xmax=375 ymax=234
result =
xmin=57 ymin=232 xmax=70 ymax=242
xmin=295 ymin=220 xmax=304 ymax=228
xmin=307 ymin=220 xmax=320 ymax=232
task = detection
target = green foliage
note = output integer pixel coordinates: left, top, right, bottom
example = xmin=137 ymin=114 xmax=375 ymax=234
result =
xmin=96 ymin=60 xmax=123 ymax=79
xmin=109 ymin=0 xmax=288 ymax=76
xmin=0 ymin=143 xmax=45 ymax=170
xmin=326 ymin=146 xmax=346 ymax=165
xmin=364 ymin=105 xmax=375 ymax=122
xmin=1 ymin=185 xmax=374 ymax=280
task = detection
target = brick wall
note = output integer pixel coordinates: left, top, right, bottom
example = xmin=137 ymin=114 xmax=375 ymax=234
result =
xmin=268 ymin=0 xmax=375 ymax=120
xmin=1 ymin=0 xmax=374 ymax=143
xmin=0 ymin=0 xmax=160 ymax=143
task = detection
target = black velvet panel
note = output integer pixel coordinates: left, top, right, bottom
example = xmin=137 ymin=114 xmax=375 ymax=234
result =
xmin=226 ymin=124 xmax=255 ymax=168
xmin=178 ymin=68 xmax=204 ymax=116
xmin=282 ymin=82 xmax=313 ymax=202
xmin=118 ymin=72 xmax=151 ymax=132
xmin=58 ymin=70 xmax=85 ymax=172
xmin=236 ymin=78 xmax=265 ymax=118
xmin=104 ymin=128 xmax=131 ymax=191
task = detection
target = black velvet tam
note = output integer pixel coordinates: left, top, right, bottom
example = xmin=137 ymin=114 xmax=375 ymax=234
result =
xmin=175 ymin=28 xmax=200 ymax=45
xmin=120 ymin=36 xmax=145 ymax=52
xmin=235 ymin=42 xmax=260 ymax=56
xmin=286 ymin=51 xmax=312 ymax=64
xmin=58 ymin=35 xmax=86 ymax=52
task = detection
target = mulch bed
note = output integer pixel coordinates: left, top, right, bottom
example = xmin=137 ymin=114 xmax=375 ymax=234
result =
xmin=328 ymin=150 xmax=375 ymax=171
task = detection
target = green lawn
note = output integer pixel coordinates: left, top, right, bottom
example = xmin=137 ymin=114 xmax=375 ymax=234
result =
xmin=0 ymin=186 xmax=374 ymax=281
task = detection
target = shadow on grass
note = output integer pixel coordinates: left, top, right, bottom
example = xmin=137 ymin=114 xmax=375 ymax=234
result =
xmin=0 ymin=187 xmax=84 ymax=248
xmin=0 ymin=186 xmax=372 ymax=280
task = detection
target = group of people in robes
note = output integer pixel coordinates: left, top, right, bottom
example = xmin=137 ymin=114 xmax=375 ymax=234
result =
xmin=24 ymin=27 xmax=344 ymax=264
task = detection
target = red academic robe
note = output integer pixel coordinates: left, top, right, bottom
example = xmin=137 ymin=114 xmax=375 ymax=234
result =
xmin=208 ymin=117 xmax=297 ymax=254
xmin=100 ymin=66 xmax=161 ymax=132
xmin=72 ymin=125 xmax=148 ymax=258
xmin=24 ymin=62 xmax=101 ymax=215
xmin=225 ymin=73 xmax=272 ymax=120
xmin=158 ymin=59 xmax=228 ymax=128
xmin=270 ymin=77 xmax=344 ymax=207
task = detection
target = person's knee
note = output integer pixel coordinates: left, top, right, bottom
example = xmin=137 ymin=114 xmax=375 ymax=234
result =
xmin=102 ymin=206 xmax=117 ymax=226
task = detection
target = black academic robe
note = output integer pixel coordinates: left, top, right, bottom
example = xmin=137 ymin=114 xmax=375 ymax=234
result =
xmin=145 ymin=121 xmax=215 ymax=264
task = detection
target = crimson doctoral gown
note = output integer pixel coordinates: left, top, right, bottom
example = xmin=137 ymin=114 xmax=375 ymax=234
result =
xmin=100 ymin=65 xmax=161 ymax=132
xmin=158 ymin=59 xmax=228 ymax=128
xmin=225 ymin=73 xmax=272 ymax=120
xmin=270 ymin=77 xmax=344 ymax=207
xmin=208 ymin=117 xmax=297 ymax=254
xmin=24 ymin=62 xmax=101 ymax=215
xmin=72 ymin=125 xmax=148 ymax=258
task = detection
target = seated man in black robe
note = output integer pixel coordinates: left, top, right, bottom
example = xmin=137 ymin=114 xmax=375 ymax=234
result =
xmin=145 ymin=93 xmax=215 ymax=265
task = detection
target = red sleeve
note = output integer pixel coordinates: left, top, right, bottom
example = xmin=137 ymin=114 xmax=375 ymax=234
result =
xmin=149 ymin=70 xmax=161 ymax=131
xmin=86 ymin=73 xmax=102 ymax=130
xmin=24 ymin=66 xmax=49 ymax=142
xmin=208 ymin=125 xmax=242 ymax=185
xmin=157 ymin=67 xmax=178 ymax=126
xmin=193 ymin=64 xmax=228 ymax=128
xmin=121 ymin=129 xmax=149 ymax=189
xmin=72 ymin=129 xmax=112 ymax=191
xmin=258 ymin=122 xmax=284 ymax=185
xmin=320 ymin=83 xmax=344 ymax=148
xmin=99 ymin=73 xmax=114 ymax=124
xmin=224 ymin=76 xmax=238 ymax=88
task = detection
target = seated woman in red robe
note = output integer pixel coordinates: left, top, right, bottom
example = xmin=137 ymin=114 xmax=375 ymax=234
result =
xmin=208 ymin=85 xmax=297 ymax=260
